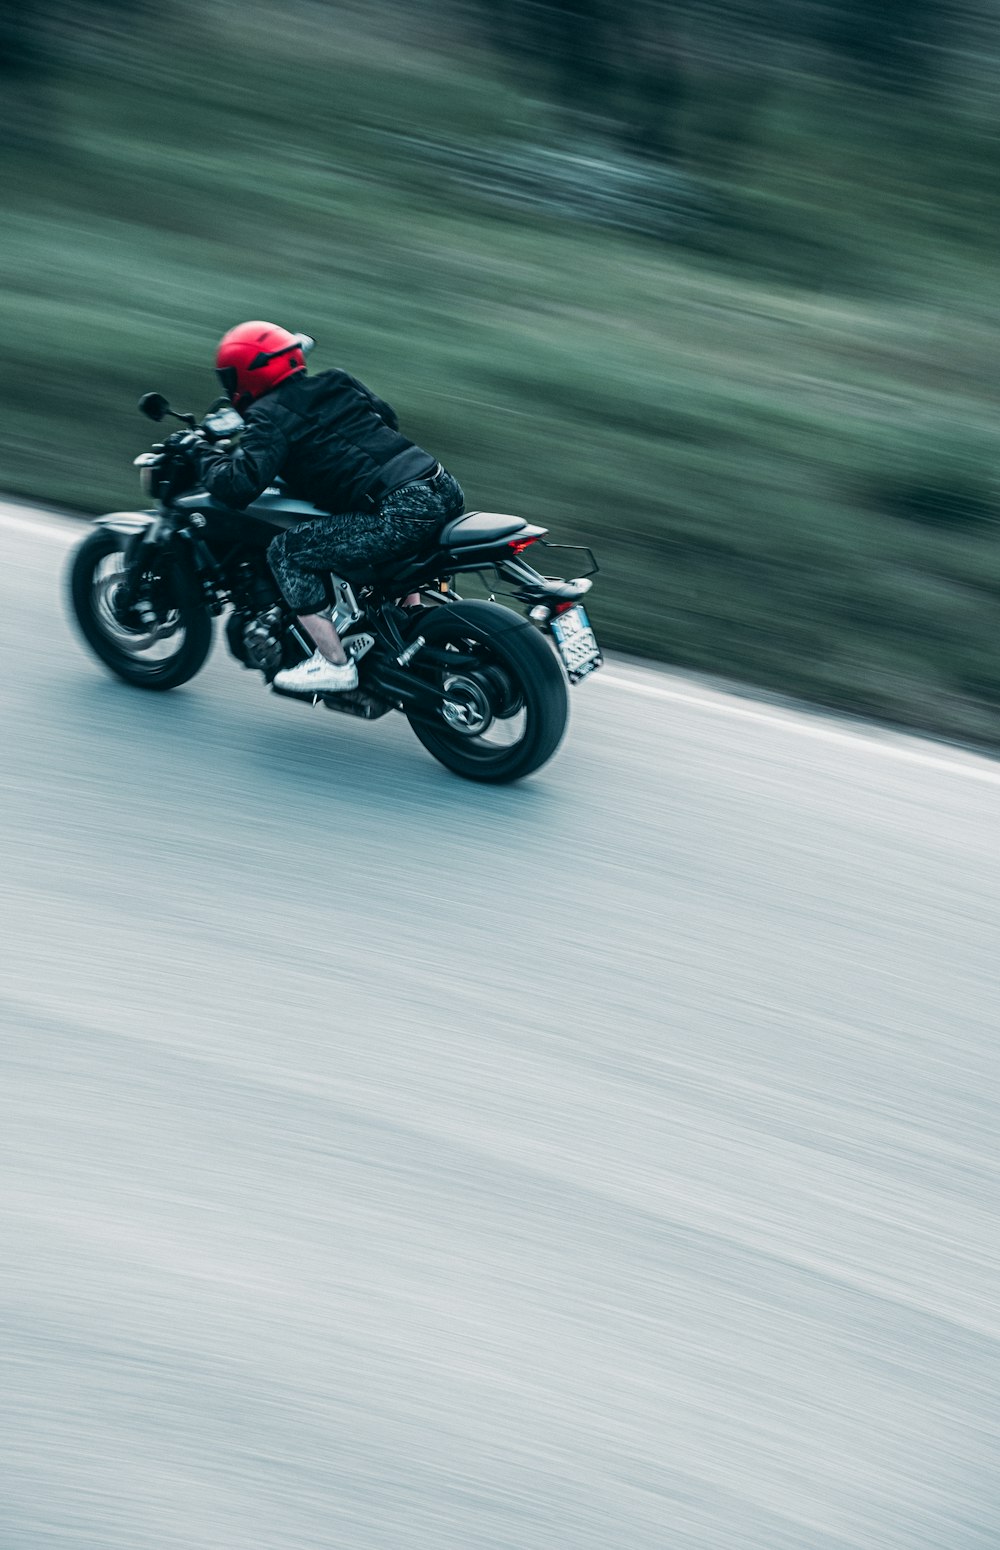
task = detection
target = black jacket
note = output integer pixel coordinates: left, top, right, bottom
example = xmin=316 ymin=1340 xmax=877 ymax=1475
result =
xmin=192 ymin=368 xmax=436 ymax=514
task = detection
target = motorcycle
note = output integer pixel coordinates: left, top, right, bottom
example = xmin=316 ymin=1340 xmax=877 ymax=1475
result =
xmin=68 ymin=391 xmax=603 ymax=783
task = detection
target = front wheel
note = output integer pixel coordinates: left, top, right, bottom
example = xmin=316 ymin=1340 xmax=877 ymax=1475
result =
xmin=404 ymin=600 xmax=569 ymax=782
xmin=68 ymin=528 xmax=213 ymax=691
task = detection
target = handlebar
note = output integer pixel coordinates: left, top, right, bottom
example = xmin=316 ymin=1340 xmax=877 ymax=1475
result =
xmin=138 ymin=392 xmax=244 ymax=443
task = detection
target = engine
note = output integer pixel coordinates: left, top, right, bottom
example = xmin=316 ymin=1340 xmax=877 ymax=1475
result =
xmin=226 ymin=605 xmax=284 ymax=675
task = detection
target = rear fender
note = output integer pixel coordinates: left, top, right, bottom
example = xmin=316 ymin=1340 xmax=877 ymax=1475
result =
xmin=496 ymin=556 xmax=593 ymax=603
xmin=407 ymin=598 xmax=532 ymax=641
xmin=444 ymin=600 xmax=529 ymax=635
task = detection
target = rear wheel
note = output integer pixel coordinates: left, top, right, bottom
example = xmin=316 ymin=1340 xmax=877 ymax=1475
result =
xmin=404 ymin=600 xmax=569 ymax=782
xmin=69 ymin=528 xmax=213 ymax=690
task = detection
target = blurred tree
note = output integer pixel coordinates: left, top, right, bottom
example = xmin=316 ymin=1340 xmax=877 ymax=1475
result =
xmin=0 ymin=0 xmax=174 ymax=147
xmin=822 ymin=0 xmax=953 ymax=89
xmin=0 ymin=2 xmax=50 ymax=78
xmin=479 ymin=0 xmax=614 ymax=99
xmin=0 ymin=1 xmax=55 ymax=148
xmin=470 ymin=0 xmax=689 ymax=155
xmin=466 ymin=0 xmax=968 ymax=165
xmin=0 ymin=0 xmax=162 ymax=78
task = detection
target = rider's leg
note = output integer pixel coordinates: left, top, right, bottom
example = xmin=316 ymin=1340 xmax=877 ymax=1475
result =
xmin=298 ymin=610 xmax=349 ymax=665
xmin=268 ymin=477 xmax=465 ymax=662
xmin=267 ymin=522 xmax=359 ymax=691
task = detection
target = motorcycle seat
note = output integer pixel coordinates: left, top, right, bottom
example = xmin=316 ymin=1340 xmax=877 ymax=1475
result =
xmin=438 ymin=512 xmax=527 ymax=546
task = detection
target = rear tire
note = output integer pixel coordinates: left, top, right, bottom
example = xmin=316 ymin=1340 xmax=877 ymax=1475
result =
xmin=404 ymin=600 xmax=569 ymax=782
xmin=69 ymin=528 xmax=213 ymax=691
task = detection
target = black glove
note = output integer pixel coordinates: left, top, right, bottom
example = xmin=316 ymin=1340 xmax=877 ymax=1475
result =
xmin=163 ymin=429 xmax=203 ymax=448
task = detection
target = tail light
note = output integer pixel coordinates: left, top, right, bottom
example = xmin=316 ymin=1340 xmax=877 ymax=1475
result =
xmin=507 ymin=535 xmax=540 ymax=555
xmin=529 ymin=599 xmax=579 ymax=624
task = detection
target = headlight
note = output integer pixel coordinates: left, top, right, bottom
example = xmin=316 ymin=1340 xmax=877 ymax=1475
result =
xmin=133 ymin=452 xmax=161 ymax=500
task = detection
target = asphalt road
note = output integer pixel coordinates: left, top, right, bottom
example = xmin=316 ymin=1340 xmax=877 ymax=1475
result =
xmin=2 ymin=501 xmax=999 ymax=1550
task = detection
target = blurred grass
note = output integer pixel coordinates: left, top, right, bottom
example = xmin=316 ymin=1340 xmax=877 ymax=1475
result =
xmin=3 ymin=5 xmax=1000 ymax=743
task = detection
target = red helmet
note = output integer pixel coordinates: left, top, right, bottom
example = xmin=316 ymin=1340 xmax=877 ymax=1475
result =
xmin=215 ymin=321 xmax=311 ymax=411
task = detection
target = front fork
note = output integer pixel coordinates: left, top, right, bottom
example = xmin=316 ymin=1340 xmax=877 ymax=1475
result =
xmin=118 ymin=518 xmax=169 ymax=626
xmin=121 ymin=512 xmax=225 ymax=619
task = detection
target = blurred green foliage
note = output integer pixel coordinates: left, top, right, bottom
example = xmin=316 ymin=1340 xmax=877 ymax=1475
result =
xmin=3 ymin=1 xmax=1000 ymax=743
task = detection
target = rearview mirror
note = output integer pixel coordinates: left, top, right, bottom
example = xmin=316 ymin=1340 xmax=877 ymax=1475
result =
xmin=138 ymin=392 xmax=170 ymax=422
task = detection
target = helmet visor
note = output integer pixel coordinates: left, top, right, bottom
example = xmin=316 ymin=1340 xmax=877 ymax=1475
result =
xmin=216 ymin=366 xmax=239 ymax=400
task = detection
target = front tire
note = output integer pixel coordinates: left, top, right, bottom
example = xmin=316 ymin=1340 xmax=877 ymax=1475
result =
xmin=404 ymin=600 xmax=569 ymax=782
xmin=69 ymin=528 xmax=213 ymax=691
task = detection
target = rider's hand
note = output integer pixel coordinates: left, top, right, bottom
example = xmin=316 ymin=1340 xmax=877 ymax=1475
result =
xmin=164 ymin=429 xmax=203 ymax=451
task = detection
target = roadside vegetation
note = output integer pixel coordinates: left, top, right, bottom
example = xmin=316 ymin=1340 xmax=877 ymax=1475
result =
xmin=3 ymin=0 xmax=1000 ymax=742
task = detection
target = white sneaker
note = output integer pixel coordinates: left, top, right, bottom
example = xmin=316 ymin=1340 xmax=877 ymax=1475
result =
xmin=274 ymin=651 xmax=359 ymax=694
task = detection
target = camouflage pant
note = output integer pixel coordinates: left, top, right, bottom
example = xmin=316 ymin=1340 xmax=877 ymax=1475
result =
xmin=267 ymin=470 xmax=464 ymax=614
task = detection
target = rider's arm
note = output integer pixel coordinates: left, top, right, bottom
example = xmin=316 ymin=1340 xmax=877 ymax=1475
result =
xmin=191 ymin=404 xmax=291 ymax=509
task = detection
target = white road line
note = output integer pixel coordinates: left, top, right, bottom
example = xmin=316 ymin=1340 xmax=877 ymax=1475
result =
xmin=592 ymin=671 xmax=1000 ymax=786
xmin=0 ymin=508 xmax=84 ymax=543
xmin=4 ymin=504 xmax=999 ymax=788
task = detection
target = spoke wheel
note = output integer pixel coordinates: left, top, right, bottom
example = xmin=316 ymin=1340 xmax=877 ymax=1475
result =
xmin=69 ymin=529 xmax=213 ymax=690
xmin=405 ymin=600 xmax=568 ymax=783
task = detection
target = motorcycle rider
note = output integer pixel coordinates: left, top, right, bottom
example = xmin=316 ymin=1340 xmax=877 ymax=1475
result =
xmin=186 ymin=321 xmax=464 ymax=693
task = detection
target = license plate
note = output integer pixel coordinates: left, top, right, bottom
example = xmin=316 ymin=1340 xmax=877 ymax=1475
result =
xmin=551 ymin=604 xmax=603 ymax=683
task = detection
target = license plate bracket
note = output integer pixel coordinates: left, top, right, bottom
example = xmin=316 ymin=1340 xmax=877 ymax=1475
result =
xmin=550 ymin=605 xmax=603 ymax=683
